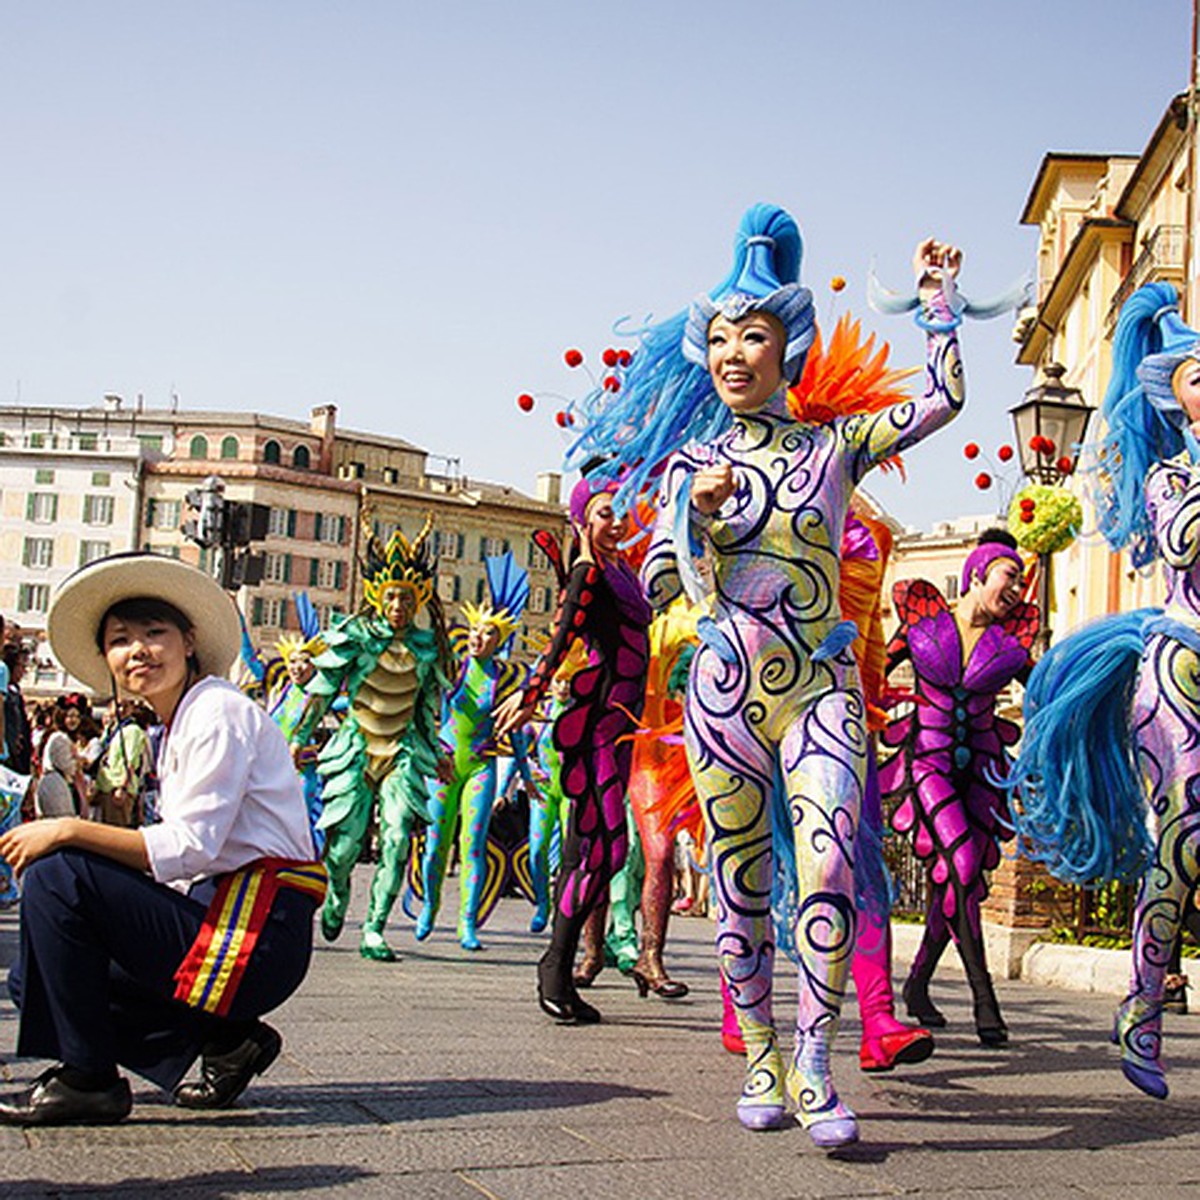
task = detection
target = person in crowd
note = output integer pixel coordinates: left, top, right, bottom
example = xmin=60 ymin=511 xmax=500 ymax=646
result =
xmin=0 ymin=552 xmax=325 ymax=1126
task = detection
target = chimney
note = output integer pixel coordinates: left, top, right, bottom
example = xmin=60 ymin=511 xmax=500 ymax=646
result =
xmin=310 ymin=404 xmax=337 ymax=474
xmin=536 ymin=471 xmax=562 ymax=506
xmin=103 ymin=394 xmax=122 ymax=412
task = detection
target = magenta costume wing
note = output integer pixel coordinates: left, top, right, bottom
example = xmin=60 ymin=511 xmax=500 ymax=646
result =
xmin=880 ymin=579 xmax=1037 ymax=919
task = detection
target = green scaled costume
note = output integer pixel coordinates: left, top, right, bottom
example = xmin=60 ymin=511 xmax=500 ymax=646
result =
xmin=291 ymin=519 xmax=449 ymax=962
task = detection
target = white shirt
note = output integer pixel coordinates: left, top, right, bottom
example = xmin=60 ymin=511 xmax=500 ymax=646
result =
xmin=142 ymin=676 xmax=315 ymax=889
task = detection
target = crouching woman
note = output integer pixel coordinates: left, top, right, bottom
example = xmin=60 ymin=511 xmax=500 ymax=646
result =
xmin=0 ymin=553 xmax=324 ymax=1125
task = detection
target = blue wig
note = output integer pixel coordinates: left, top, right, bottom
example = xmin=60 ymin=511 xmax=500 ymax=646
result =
xmin=1092 ymin=282 xmax=1197 ymax=568
xmin=566 ymin=204 xmax=813 ymax=514
xmin=1006 ymin=610 xmax=1154 ymax=886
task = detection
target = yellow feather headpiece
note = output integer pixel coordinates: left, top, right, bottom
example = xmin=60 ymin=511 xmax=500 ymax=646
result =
xmin=460 ymin=600 xmax=519 ymax=644
xmin=362 ymin=516 xmax=436 ymax=617
xmin=275 ymin=630 xmax=328 ymax=663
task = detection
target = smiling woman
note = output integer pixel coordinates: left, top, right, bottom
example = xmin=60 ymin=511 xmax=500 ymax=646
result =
xmin=0 ymin=553 xmax=324 ymax=1128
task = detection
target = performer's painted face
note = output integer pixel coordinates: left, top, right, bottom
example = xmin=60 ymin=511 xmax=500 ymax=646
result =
xmin=287 ymin=651 xmax=315 ymax=687
xmin=585 ymin=493 xmax=627 ymax=561
xmin=706 ymin=312 xmax=786 ymax=413
xmin=380 ymin=584 xmax=417 ymax=633
xmin=974 ymin=558 xmax=1023 ymax=622
xmin=101 ymin=613 xmax=196 ymax=718
xmin=550 ymin=675 xmax=571 ymax=702
xmin=467 ymin=622 xmax=502 ymax=660
xmin=1173 ymin=357 xmax=1200 ymax=424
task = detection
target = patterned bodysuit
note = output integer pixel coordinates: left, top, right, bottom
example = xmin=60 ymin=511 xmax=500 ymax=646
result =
xmin=879 ymin=579 xmax=1037 ymax=1027
xmin=642 ymin=331 xmax=962 ymax=1127
xmin=522 ymin=556 xmax=651 ymax=1000
xmin=1119 ymin=454 xmax=1200 ymax=1076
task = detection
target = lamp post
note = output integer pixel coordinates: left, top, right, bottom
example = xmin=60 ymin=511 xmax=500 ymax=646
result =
xmin=1007 ymin=362 xmax=1095 ymax=652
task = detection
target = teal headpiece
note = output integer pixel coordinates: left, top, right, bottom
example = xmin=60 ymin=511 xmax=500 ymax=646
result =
xmin=681 ymin=204 xmax=815 ymax=384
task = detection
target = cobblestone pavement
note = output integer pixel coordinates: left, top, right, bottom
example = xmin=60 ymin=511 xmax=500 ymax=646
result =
xmin=3 ymin=866 xmax=1200 ymax=1199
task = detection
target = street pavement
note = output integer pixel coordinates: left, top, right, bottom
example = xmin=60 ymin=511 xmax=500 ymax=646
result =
xmin=4 ymin=866 xmax=1200 ymax=1199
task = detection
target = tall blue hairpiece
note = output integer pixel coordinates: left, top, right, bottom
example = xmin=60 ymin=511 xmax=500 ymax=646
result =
xmin=566 ymin=203 xmax=811 ymax=514
xmin=294 ymin=591 xmax=321 ymax=643
xmin=484 ymin=551 xmax=530 ymax=654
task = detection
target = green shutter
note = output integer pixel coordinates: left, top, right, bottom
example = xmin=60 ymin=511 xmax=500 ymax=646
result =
xmin=286 ymin=509 xmax=296 ymax=537
xmin=50 ymin=494 xmax=58 ymax=521
xmin=310 ymin=557 xmax=319 ymax=586
xmin=145 ymin=498 xmax=156 ymax=527
xmin=313 ymin=512 xmax=323 ymax=541
xmin=25 ymin=494 xmax=34 ymax=521
xmin=283 ymin=553 xmax=292 ymax=584
xmin=279 ymin=598 xmax=289 ymax=628
xmin=335 ymin=560 xmax=344 ymax=590
xmin=252 ymin=598 xmax=263 ymax=625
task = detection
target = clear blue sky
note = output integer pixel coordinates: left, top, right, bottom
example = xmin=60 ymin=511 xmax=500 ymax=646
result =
xmin=0 ymin=1 xmax=1191 ymax=529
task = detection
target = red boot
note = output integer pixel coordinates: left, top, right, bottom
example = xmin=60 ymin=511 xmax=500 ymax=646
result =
xmin=720 ymin=972 xmax=745 ymax=1054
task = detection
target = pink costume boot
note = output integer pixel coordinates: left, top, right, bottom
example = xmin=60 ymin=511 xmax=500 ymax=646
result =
xmin=853 ymin=907 xmax=933 ymax=1073
xmin=720 ymin=972 xmax=745 ymax=1054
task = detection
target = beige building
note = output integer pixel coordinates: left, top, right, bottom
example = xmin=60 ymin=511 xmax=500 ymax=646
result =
xmin=0 ymin=398 xmax=567 ymax=694
xmin=1012 ymin=93 xmax=1193 ymax=633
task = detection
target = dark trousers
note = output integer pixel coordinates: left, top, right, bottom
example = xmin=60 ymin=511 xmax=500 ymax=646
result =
xmin=7 ymin=849 xmax=315 ymax=1091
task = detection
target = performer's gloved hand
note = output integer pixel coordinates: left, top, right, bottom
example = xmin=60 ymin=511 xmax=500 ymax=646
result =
xmin=692 ymin=464 xmax=736 ymax=516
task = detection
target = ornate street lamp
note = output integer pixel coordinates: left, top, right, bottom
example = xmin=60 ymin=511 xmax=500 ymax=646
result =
xmin=1008 ymin=362 xmax=1095 ymax=485
xmin=1008 ymin=363 xmax=1094 ymax=654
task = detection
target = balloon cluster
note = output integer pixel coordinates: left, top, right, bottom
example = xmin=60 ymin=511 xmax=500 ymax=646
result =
xmin=962 ymin=441 xmax=1015 ymax=492
xmin=516 ymin=345 xmax=633 ymax=430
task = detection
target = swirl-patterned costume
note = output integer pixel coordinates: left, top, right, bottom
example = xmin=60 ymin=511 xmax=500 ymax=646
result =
xmin=1008 ymin=281 xmax=1200 ymax=1100
xmin=880 ymin=574 xmax=1037 ymax=1042
xmin=523 ymin=536 xmax=651 ymax=1021
xmin=643 ymin=324 xmax=963 ymax=1134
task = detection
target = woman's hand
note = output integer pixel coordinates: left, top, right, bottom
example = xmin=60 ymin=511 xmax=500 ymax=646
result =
xmin=913 ymin=237 xmax=962 ymax=287
xmin=0 ymin=817 xmax=71 ymax=875
xmin=692 ymin=464 xmax=735 ymax=515
xmin=494 ymin=692 xmax=536 ymax=738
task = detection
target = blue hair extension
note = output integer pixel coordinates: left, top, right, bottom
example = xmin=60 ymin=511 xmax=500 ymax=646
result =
xmin=1006 ymin=610 xmax=1155 ymax=885
xmin=566 ymin=204 xmax=809 ymax=514
xmin=1091 ymin=282 xmax=1187 ymax=567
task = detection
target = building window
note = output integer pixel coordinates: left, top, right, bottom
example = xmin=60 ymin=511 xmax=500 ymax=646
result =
xmin=152 ymin=499 xmax=182 ymax=530
xmin=255 ymin=597 xmax=287 ymax=628
xmin=263 ymin=440 xmax=282 ymax=465
xmin=436 ymin=531 xmax=462 ymax=561
xmin=28 ymin=433 xmax=45 ymax=449
xmin=35 ymin=468 xmax=55 ymax=485
xmin=79 ymin=539 xmax=111 ymax=566
xmin=83 ymin=495 xmax=115 ymax=525
xmin=373 ymin=520 xmax=398 ymax=542
xmin=220 ymin=435 xmax=239 ymax=460
xmin=475 ymin=577 xmax=486 ymax=603
xmin=189 ymin=435 xmax=209 ymax=460
xmin=382 ymin=467 xmax=399 ymax=485
xmin=264 ymin=552 xmax=290 ymax=584
xmin=23 ymin=537 xmax=54 ymax=569
xmin=437 ymin=574 xmax=461 ymax=602
xmin=139 ymin=435 xmax=164 ymax=453
xmin=17 ymin=583 xmax=50 ymax=613
xmin=529 ymin=586 xmax=552 ymax=615
xmin=318 ymin=605 xmax=342 ymax=629
xmin=77 ymin=433 xmax=98 ymax=451
xmin=268 ymin=506 xmax=289 ymax=537
xmin=317 ymin=559 xmax=340 ymax=589
xmin=292 ymin=445 xmax=311 ymax=469
xmin=92 ymin=471 xmax=111 ymax=487
xmin=943 ymin=575 xmax=960 ymax=602
xmin=315 ymin=514 xmax=345 ymax=545
xmin=482 ymin=535 xmax=508 ymax=560
xmin=27 ymin=493 xmax=58 ymax=523
xmin=529 ymin=542 xmax=550 ymax=571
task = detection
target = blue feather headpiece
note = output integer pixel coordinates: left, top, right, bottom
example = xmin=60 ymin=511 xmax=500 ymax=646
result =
xmin=461 ymin=551 xmax=529 ymax=655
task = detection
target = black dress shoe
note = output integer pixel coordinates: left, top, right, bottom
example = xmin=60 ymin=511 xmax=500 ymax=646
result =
xmin=174 ymin=1022 xmax=282 ymax=1109
xmin=0 ymin=1067 xmax=132 ymax=1126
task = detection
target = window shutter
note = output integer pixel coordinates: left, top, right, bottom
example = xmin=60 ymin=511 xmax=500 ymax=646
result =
xmin=457 ymin=533 xmax=465 ymax=557
xmin=283 ymin=553 xmax=293 ymax=584
xmin=252 ymin=598 xmax=263 ymax=625
xmin=310 ymin=558 xmax=319 ymax=586
xmin=25 ymin=495 xmax=34 ymax=521
xmin=338 ymin=515 xmax=347 ymax=543
xmin=335 ymin=560 xmax=344 ymax=590
xmin=279 ymin=598 xmax=289 ymax=628
xmin=287 ymin=509 xmax=297 ymax=537
xmin=51 ymin=494 xmax=58 ymax=521
xmin=145 ymin=498 xmax=156 ymax=527
xmin=314 ymin=512 xmax=323 ymax=541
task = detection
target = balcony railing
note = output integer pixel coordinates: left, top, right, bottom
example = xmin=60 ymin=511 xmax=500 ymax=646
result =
xmin=1107 ymin=224 xmax=1186 ymax=327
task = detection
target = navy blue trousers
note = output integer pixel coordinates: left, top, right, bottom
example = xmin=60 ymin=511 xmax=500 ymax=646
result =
xmin=7 ymin=849 xmax=315 ymax=1090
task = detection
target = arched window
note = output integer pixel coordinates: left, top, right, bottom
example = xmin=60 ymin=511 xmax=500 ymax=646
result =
xmin=220 ymin=435 xmax=239 ymax=460
xmin=292 ymin=444 xmax=311 ymax=469
xmin=188 ymin=435 xmax=208 ymax=460
xmin=262 ymin=439 xmax=281 ymax=465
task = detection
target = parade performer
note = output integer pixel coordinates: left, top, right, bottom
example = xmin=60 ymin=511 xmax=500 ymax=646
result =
xmin=1008 ymin=281 xmax=1200 ymax=1100
xmin=495 ymin=482 xmax=652 ymax=1026
xmin=879 ymin=529 xmax=1036 ymax=1047
xmin=568 ymin=204 xmax=968 ymax=1147
xmin=291 ymin=521 xmax=450 ymax=963
xmin=415 ymin=552 xmax=529 ymax=951
xmin=0 ymin=553 xmax=323 ymax=1125
xmin=526 ymin=653 xmax=581 ymax=933
xmin=240 ymin=592 xmax=329 ymax=852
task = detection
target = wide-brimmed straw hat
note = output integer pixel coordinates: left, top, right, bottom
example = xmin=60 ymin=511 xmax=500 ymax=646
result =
xmin=48 ymin=552 xmax=241 ymax=693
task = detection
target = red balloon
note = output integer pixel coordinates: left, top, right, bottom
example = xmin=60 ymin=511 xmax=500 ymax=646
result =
xmin=617 ymin=349 xmax=632 ymax=366
xmin=963 ymin=442 xmax=980 ymax=460
xmin=998 ymin=444 xmax=1014 ymax=462
xmin=602 ymin=348 xmax=619 ymax=368
xmin=555 ymin=411 xmax=569 ymax=428
xmin=603 ymin=375 xmax=621 ymax=392
xmin=517 ymin=393 xmax=535 ymax=412
xmin=564 ymin=348 xmax=584 ymax=368
xmin=1028 ymin=436 xmax=1043 ymax=452
xmin=1057 ymin=456 xmax=1073 ymax=475
xmin=975 ymin=472 xmax=992 ymax=490
xmin=1020 ymin=510 xmax=1035 ymax=524
xmin=1020 ymin=497 xmax=1036 ymax=512
xmin=1041 ymin=438 xmax=1057 ymax=456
